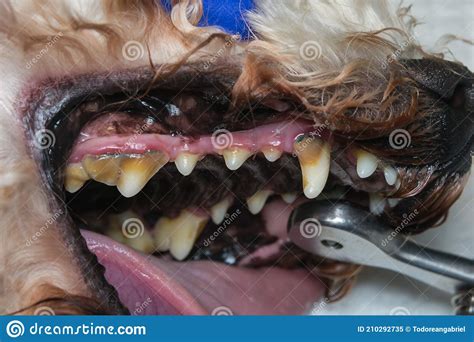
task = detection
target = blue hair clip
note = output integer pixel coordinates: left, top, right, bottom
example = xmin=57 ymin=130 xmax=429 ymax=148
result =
xmin=162 ymin=0 xmax=254 ymax=39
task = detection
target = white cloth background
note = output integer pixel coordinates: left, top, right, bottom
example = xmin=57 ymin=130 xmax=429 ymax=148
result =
xmin=318 ymin=0 xmax=474 ymax=315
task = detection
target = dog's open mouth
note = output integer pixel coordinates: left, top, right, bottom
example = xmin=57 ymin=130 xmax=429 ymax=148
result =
xmin=23 ymin=58 xmax=472 ymax=315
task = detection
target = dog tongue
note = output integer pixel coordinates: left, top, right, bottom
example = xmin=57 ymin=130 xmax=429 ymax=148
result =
xmin=82 ymin=230 xmax=324 ymax=315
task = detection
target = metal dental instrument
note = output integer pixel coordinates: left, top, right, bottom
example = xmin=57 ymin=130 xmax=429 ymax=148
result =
xmin=287 ymin=200 xmax=474 ymax=315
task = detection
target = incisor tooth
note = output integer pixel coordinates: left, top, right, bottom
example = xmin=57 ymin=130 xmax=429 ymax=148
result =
xmin=294 ymin=136 xmax=331 ymax=199
xmin=262 ymin=147 xmax=282 ymax=162
xmin=383 ymin=165 xmax=398 ymax=186
xmin=369 ymin=193 xmax=386 ymax=215
xmin=65 ymin=163 xmax=90 ymax=193
xmin=355 ymin=149 xmax=378 ymax=179
xmin=210 ymin=197 xmax=233 ymax=224
xmin=174 ymin=152 xmax=199 ymax=176
xmin=82 ymin=155 xmax=121 ymax=186
xmin=117 ymin=152 xmax=169 ymax=198
xmin=247 ymin=190 xmax=273 ymax=215
xmin=281 ymin=193 xmax=297 ymax=204
xmin=222 ymin=147 xmax=252 ymax=170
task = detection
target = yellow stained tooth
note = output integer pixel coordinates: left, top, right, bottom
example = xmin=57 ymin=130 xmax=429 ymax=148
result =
xmin=294 ymin=136 xmax=331 ymax=199
xmin=281 ymin=193 xmax=297 ymax=204
xmin=262 ymin=147 xmax=282 ymax=162
xmin=82 ymin=155 xmax=121 ymax=186
xmin=210 ymin=197 xmax=233 ymax=224
xmin=222 ymin=147 xmax=252 ymax=170
xmin=247 ymin=190 xmax=273 ymax=215
xmin=65 ymin=163 xmax=90 ymax=193
xmin=169 ymin=211 xmax=208 ymax=261
xmin=355 ymin=149 xmax=378 ymax=179
xmin=174 ymin=152 xmax=199 ymax=176
xmin=108 ymin=211 xmax=154 ymax=253
xmin=117 ymin=152 xmax=169 ymax=198
xmin=154 ymin=210 xmax=209 ymax=261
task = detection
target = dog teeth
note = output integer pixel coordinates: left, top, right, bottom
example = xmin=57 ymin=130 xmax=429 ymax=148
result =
xmin=294 ymin=136 xmax=331 ymax=199
xmin=154 ymin=210 xmax=208 ymax=261
xmin=355 ymin=149 xmax=378 ymax=179
xmin=262 ymin=147 xmax=282 ymax=162
xmin=117 ymin=152 xmax=169 ymax=198
xmin=222 ymin=147 xmax=252 ymax=170
xmin=82 ymin=155 xmax=121 ymax=186
xmin=64 ymin=163 xmax=90 ymax=193
xmin=281 ymin=193 xmax=298 ymax=204
xmin=174 ymin=152 xmax=199 ymax=176
xmin=247 ymin=190 xmax=273 ymax=214
xmin=210 ymin=197 xmax=233 ymax=224
xmin=107 ymin=211 xmax=154 ymax=253
xmin=383 ymin=165 xmax=398 ymax=186
xmin=369 ymin=193 xmax=386 ymax=215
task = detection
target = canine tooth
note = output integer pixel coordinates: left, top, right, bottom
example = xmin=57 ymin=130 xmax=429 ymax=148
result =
xmin=262 ymin=147 xmax=282 ymax=162
xmin=117 ymin=152 xmax=169 ymax=198
xmin=383 ymin=165 xmax=398 ymax=186
xmin=210 ymin=197 xmax=233 ymax=224
xmin=222 ymin=147 xmax=252 ymax=170
xmin=154 ymin=210 xmax=209 ymax=260
xmin=281 ymin=193 xmax=298 ymax=204
xmin=82 ymin=155 xmax=121 ymax=186
xmin=369 ymin=193 xmax=386 ymax=215
xmin=355 ymin=149 xmax=378 ymax=179
xmin=174 ymin=152 xmax=199 ymax=176
xmin=65 ymin=163 xmax=90 ymax=193
xmin=247 ymin=190 xmax=273 ymax=215
xmin=294 ymin=136 xmax=331 ymax=199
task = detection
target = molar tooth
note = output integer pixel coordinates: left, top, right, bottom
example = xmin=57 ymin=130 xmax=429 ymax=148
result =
xmin=281 ymin=193 xmax=298 ymax=204
xmin=294 ymin=136 xmax=331 ymax=199
xmin=247 ymin=190 xmax=273 ymax=215
xmin=262 ymin=147 xmax=282 ymax=162
xmin=355 ymin=149 xmax=378 ymax=179
xmin=369 ymin=193 xmax=386 ymax=215
xmin=117 ymin=152 xmax=169 ymax=198
xmin=383 ymin=165 xmax=398 ymax=186
xmin=65 ymin=163 xmax=90 ymax=193
xmin=82 ymin=155 xmax=121 ymax=186
xmin=222 ymin=147 xmax=252 ymax=170
xmin=210 ymin=197 xmax=233 ymax=224
xmin=174 ymin=152 xmax=199 ymax=176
